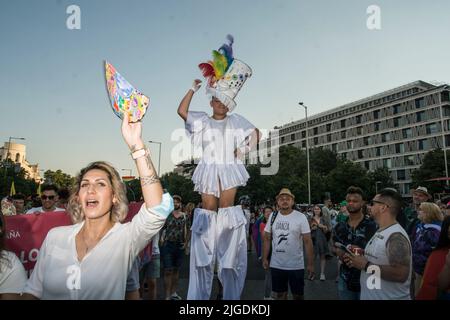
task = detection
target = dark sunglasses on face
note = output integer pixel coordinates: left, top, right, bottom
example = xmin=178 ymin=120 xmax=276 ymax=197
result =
xmin=41 ymin=195 xmax=55 ymax=200
xmin=369 ymin=199 xmax=389 ymax=207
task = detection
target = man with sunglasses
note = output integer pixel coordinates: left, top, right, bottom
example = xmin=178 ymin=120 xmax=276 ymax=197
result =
xmin=26 ymin=185 xmax=65 ymax=214
xmin=344 ymin=188 xmax=412 ymax=300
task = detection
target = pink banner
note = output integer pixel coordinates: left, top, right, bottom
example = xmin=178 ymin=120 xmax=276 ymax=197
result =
xmin=4 ymin=202 xmax=145 ymax=275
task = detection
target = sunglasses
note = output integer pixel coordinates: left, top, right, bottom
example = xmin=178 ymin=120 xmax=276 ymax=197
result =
xmin=369 ymin=199 xmax=389 ymax=207
xmin=41 ymin=195 xmax=56 ymax=200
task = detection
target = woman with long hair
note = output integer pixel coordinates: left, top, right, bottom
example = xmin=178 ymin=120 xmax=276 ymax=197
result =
xmin=22 ymin=113 xmax=173 ymax=299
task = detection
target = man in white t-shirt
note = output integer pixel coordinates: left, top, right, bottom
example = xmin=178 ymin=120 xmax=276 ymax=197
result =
xmin=262 ymin=188 xmax=314 ymax=300
xmin=26 ymin=185 xmax=65 ymax=214
xmin=345 ymin=188 xmax=412 ymax=300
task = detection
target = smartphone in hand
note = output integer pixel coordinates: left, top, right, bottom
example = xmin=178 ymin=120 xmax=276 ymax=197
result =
xmin=334 ymin=242 xmax=355 ymax=256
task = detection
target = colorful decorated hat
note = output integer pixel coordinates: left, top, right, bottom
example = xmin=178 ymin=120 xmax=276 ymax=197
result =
xmin=104 ymin=61 xmax=149 ymax=122
xmin=198 ymin=35 xmax=252 ymax=112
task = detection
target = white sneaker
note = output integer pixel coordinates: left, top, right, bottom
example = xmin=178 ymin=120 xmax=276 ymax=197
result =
xmin=170 ymin=292 xmax=182 ymax=300
xmin=320 ymin=274 xmax=326 ymax=281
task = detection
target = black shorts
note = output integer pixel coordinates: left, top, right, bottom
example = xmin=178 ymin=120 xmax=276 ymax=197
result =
xmin=271 ymin=267 xmax=305 ymax=296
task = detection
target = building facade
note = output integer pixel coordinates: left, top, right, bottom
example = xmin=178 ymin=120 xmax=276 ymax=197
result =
xmin=0 ymin=142 xmax=41 ymax=182
xmin=262 ymin=81 xmax=450 ymax=197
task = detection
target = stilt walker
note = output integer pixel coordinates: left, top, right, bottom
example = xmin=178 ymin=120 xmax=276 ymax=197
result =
xmin=177 ymin=35 xmax=260 ymax=300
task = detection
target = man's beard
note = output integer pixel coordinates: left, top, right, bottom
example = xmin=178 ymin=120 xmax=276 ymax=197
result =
xmin=174 ymin=205 xmax=181 ymax=210
xmin=347 ymin=207 xmax=361 ymax=214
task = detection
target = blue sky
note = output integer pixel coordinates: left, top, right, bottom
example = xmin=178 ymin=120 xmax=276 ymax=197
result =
xmin=1 ymin=0 xmax=450 ymax=177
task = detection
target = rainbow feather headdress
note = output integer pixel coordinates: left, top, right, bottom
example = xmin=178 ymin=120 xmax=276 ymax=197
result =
xmin=198 ymin=35 xmax=252 ymax=112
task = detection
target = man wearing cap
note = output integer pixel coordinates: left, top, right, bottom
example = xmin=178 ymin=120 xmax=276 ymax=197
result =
xmin=262 ymin=188 xmax=314 ymax=300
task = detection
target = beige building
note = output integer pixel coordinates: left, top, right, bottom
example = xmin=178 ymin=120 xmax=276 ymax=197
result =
xmin=260 ymin=81 xmax=450 ymax=197
xmin=0 ymin=142 xmax=41 ymax=182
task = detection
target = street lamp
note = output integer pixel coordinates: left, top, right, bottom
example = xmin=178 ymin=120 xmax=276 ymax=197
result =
xmin=148 ymin=140 xmax=162 ymax=176
xmin=3 ymin=137 xmax=25 ymax=179
xmin=299 ymin=102 xmax=311 ymax=205
xmin=439 ymin=90 xmax=449 ymax=186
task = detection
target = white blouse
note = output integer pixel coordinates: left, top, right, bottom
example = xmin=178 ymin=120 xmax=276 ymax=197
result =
xmin=23 ymin=193 xmax=173 ymax=300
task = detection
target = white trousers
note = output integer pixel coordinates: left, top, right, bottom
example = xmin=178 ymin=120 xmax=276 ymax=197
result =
xmin=187 ymin=206 xmax=247 ymax=300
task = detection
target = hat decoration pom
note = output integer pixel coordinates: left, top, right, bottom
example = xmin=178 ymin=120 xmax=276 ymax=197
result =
xmin=199 ymin=35 xmax=234 ymax=87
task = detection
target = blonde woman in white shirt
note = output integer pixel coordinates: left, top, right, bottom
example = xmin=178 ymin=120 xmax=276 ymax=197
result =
xmin=22 ymin=113 xmax=173 ymax=300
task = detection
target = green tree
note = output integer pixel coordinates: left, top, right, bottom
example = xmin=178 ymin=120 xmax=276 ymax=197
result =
xmin=44 ymin=170 xmax=75 ymax=189
xmin=411 ymin=148 xmax=450 ymax=195
xmin=160 ymin=172 xmax=201 ymax=204
xmin=367 ymin=167 xmax=395 ymax=199
xmin=0 ymin=165 xmax=39 ymax=197
xmin=325 ymin=160 xmax=370 ymax=202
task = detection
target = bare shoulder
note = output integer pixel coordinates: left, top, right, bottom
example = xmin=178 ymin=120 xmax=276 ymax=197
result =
xmin=386 ymin=232 xmax=411 ymax=266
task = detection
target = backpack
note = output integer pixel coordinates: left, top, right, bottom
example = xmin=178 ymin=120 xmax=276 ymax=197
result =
xmin=268 ymin=211 xmax=279 ymax=261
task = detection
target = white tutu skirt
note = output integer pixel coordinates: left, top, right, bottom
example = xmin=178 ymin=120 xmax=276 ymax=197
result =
xmin=192 ymin=163 xmax=250 ymax=198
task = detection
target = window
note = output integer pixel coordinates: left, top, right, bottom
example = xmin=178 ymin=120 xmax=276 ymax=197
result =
xmin=291 ymin=133 xmax=295 ymax=141
xmin=415 ymin=97 xmax=425 ymax=108
xmin=341 ymin=131 xmax=346 ymax=139
xmin=363 ymin=137 xmax=369 ymax=145
xmin=404 ymin=183 xmax=411 ymax=194
xmin=356 ymin=115 xmax=362 ymax=124
xmin=405 ymin=155 xmax=414 ymax=166
xmin=341 ymin=119 xmax=346 ymax=128
xmin=314 ymin=137 xmax=318 ymax=145
xmin=373 ymin=110 xmax=380 ymax=119
xmin=313 ymin=127 xmax=318 ymax=135
xmin=395 ymin=143 xmax=404 ymax=154
xmin=442 ymin=91 xmax=450 ymax=102
xmin=302 ymin=140 xmax=306 ymax=148
xmin=364 ymin=161 xmax=370 ymax=170
xmin=383 ymin=158 xmax=392 ymax=169
xmin=301 ymin=131 xmax=306 ymax=138
xmin=393 ymin=104 xmax=400 ymax=114
xmin=358 ymin=150 xmax=364 ymax=159
xmin=347 ymin=140 xmax=353 ymax=149
xmin=326 ymin=124 xmax=331 ymax=132
xmin=426 ymin=123 xmax=438 ymax=135
xmin=418 ymin=139 xmax=429 ymax=150
xmin=393 ymin=117 xmax=401 ymax=127
xmin=402 ymin=128 xmax=412 ymax=139
xmin=327 ymin=134 xmax=332 ymax=142
xmin=397 ymin=169 xmax=406 ymax=181
xmin=15 ymin=153 xmax=20 ymax=162
xmin=332 ymin=143 xmax=337 ymax=152
xmin=356 ymin=126 xmax=362 ymax=135
xmin=376 ymin=146 xmax=382 ymax=157
xmin=374 ymin=122 xmax=380 ymax=132
xmin=381 ymin=133 xmax=391 ymax=143
xmin=281 ymin=136 xmax=285 ymax=144
xmin=416 ymin=111 xmax=425 ymax=122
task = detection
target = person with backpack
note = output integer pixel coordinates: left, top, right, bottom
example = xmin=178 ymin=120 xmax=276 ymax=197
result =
xmin=262 ymin=188 xmax=314 ymax=300
xmin=260 ymin=206 xmax=274 ymax=299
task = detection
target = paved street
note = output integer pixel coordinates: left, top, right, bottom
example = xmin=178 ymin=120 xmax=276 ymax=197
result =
xmin=152 ymin=250 xmax=340 ymax=300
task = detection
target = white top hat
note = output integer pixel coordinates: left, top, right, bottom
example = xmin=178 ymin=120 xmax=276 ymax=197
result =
xmin=199 ymin=35 xmax=252 ymax=112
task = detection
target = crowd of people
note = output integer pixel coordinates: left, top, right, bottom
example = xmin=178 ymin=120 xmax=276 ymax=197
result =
xmin=1 ymin=34 xmax=449 ymax=301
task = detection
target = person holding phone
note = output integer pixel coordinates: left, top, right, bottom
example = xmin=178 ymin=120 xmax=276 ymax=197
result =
xmin=332 ymin=186 xmax=377 ymax=300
